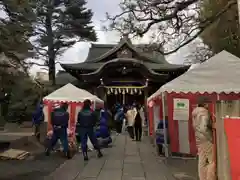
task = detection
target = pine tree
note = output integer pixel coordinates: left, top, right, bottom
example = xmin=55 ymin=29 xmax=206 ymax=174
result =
xmin=33 ymin=0 xmax=97 ymax=85
xmin=0 ymin=0 xmax=35 ymax=62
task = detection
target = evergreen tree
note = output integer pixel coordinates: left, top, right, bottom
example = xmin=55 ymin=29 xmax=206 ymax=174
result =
xmin=0 ymin=0 xmax=35 ymax=62
xmin=33 ymin=0 xmax=97 ymax=85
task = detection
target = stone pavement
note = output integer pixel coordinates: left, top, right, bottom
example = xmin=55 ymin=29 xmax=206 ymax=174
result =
xmin=45 ymin=134 xmax=176 ymax=180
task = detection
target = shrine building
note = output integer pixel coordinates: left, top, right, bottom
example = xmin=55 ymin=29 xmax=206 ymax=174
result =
xmin=60 ymin=37 xmax=189 ymax=107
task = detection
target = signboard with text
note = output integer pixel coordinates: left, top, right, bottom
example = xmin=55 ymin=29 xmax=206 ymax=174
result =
xmin=173 ymin=98 xmax=189 ymax=121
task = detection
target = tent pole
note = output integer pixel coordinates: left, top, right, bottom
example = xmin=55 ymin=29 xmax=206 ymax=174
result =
xmin=162 ymin=92 xmax=169 ymax=157
xmin=93 ymin=100 xmax=96 ymax=110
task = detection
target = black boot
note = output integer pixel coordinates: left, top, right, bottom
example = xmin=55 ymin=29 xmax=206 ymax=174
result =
xmin=45 ymin=148 xmax=50 ymax=156
xmin=97 ymin=149 xmax=103 ymax=158
xmin=83 ymin=151 xmax=89 ymax=161
xmin=65 ymin=150 xmax=72 ymax=159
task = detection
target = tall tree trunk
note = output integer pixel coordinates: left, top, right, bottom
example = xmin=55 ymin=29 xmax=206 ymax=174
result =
xmin=48 ymin=54 xmax=55 ymax=85
xmin=45 ymin=3 xmax=55 ymax=85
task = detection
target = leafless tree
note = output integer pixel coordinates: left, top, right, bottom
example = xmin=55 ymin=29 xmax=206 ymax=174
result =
xmin=106 ymin=0 xmax=237 ymax=55
xmin=184 ymin=41 xmax=213 ymax=64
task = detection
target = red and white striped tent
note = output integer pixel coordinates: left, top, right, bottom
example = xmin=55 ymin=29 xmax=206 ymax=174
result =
xmin=147 ymin=50 xmax=240 ymax=156
xmin=43 ymin=83 xmax=104 ymax=135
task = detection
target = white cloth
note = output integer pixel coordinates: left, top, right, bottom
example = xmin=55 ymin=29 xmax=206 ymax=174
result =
xmin=192 ymin=107 xmax=212 ymax=145
xmin=125 ymin=108 xmax=137 ymax=126
xmin=192 ymin=107 xmax=215 ymax=180
xmin=87 ymin=137 xmax=94 ymax=150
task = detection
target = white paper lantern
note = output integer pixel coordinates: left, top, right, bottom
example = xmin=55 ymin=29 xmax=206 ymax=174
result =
xmin=134 ymin=88 xmax=138 ymax=93
xmin=118 ymin=88 xmax=122 ymax=93
xmin=130 ymin=88 xmax=134 ymax=95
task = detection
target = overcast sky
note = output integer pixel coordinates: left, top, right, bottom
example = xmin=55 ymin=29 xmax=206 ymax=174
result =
xmin=54 ymin=0 xmax=190 ymax=73
xmin=3 ymin=0 xmax=189 ymax=75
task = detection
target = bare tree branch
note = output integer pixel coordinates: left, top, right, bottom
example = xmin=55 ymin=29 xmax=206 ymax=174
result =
xmin=107 ymin=0 xmax=237 ymax=55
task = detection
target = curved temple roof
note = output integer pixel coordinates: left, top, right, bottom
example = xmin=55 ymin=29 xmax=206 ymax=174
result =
xmin=60 ymin=37 xmax=189 ymax=82
xmin=84 ymin=37 xmax=167 ymax=64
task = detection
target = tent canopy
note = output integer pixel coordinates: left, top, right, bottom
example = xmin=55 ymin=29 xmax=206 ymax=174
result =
xmin=148 ymin=50 xmax=240 ymax=101
xmin=43 ymin=83 xmax=103 ymax=103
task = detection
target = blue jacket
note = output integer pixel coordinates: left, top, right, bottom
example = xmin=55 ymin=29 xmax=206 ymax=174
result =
xmin=77 ymin=108 xmax=97 ymax=128
xmin=96 ymin=110 xmax=110 ymax=138
xmin=156 ymin=120 xmax=169 ymax=144
xmin=114 ymin=108 xmax=124 ymax=122
xmin=32 ymin=104 xmax=44 ymax=125
xmin=51 ymin=108 xmax=69 ymax=129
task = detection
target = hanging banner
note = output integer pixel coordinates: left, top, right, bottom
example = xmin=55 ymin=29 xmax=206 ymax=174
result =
xmin=173 ymin=98 xmax=189 ymax=121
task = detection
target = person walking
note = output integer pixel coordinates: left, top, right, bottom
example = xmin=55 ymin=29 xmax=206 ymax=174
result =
xmin=134 ymin=104 xmax=144 ymax=141
xmin=95 ymin=109 xmax=112 ymax=147
xmin=32 ymin=99 xmax=44 ymax=142
xmin=125 ymin=105 xmax=137 ymax=139
xmin=77 ymin=99 xmax=103 ymax=161
xmin=192 ymin=97 xmax=215 ymax=180
xmin=114 ymin=104 xmax=124 ymax=135
xmin=45 ymin=103 xmax=71 ymax=159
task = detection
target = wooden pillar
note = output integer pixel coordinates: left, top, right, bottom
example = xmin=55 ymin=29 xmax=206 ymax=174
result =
xmin=144 ymin=88 xmax=148 ymax=110
xmin=97 ymin=86 xmax=106 ymax=102
xmin=144 ymin=79 xmax=149 ymax=136
xmin=144 ymin=79 xmax=149 ymax=110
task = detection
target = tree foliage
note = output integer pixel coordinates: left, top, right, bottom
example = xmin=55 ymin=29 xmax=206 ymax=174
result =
xmin=0 ymin=0 xmax=35 ymax=66
xmin=107 ymin=0 xmax=237 ymax=55
xmin=184 ymin=41 xmax=213 ymax=64
xmin=0 ymin=1 xmax=41 ymax=124
xmin=0 ymin=0 xmax=97 ymax=122
xmin=0 ymin=61 xmax=41 ymax=123
xmin=200 ymin=0 xmax=240 ymax=57
xmin=33 ymin=0 xmax=97 ymax=85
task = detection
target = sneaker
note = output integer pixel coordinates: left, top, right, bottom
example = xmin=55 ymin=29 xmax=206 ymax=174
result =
xmin=84 ymin=156 xmax=89 ymax=161
xmin=83 ymin=152 xmax=88 ymax=161
xmin=66 ymin=151 xmax=72 ymax=159
xmin=45 ymin=149 xmax=50 ymax=156
xmin=78 ymin=147 xmax=82 ymax=153
xmin=97 ymin=151 xmax=103 ymax=158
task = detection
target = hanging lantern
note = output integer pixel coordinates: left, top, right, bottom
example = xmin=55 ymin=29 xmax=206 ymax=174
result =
xmin=126 ymin=88 xmax=129 ymax=93
xmin=122 ymin=89 xmax=125 ymax=94
xmin=114 ymin=88 xmax=118 ymax=95
xmin=118 ymin=88 xmax=122 ymax=94
xmin=107 ymin=88 xmax=111 ymax=94
xmin=110 ymin=88 xmax=113 ymax=93
xmin=130 ymin=88 xmax=134 ymax=95
xmin=134 ymin=88 xmax=138 ymax=94
xmin=139 ymin=89 xmax=142 ymax=95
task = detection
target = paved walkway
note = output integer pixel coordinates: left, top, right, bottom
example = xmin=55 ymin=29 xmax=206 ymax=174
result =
xmin=45 ymin=135 xmax=176 ymax=180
